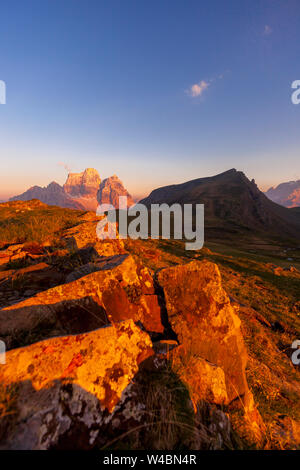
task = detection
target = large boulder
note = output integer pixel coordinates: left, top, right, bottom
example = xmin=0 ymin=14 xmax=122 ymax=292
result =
xmin=0 ymin=320 xmax=153 ymax=450
xmin=0 ymin=254 xmax=163 ymax=349
xmin=157 ymin=260 xmax=249 ymax=403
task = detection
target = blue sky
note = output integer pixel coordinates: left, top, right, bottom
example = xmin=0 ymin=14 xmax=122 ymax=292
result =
xmin=0 ymin=0 xmax=300 ymax=200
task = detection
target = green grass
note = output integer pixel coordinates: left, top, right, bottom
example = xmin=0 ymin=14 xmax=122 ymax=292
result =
xmin=0 ymin=200 xmax=86 ymax=245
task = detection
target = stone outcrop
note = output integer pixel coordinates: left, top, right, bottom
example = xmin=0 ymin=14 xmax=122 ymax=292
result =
xmin=0 ymin=320 xmax=153 ymax=450
xmin=0 ymin=254 xmax=163 ymax=349
xmin=97 ymin=175 xmax=134 ymax=208
xmin=0 ymin=242 xmax=53 ymax=269
xmin=156 ymin=260 xmax=266 ymax=445
xmin=61 ymin=217 xmax=126 ymax=257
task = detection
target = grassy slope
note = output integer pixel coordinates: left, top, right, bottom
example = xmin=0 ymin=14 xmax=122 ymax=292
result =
xmin=0 ymin=200 xmax=86 ymax=246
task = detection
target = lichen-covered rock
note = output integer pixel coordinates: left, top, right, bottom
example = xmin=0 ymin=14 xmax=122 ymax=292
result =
xmin=0 ymin=254 xmax=163 ymax=349
xmin=0 ymin=244 xmax=25 ymax=267
xmin=157 ymin=260 xmax=249 ymax=403
xmin=171 ymin=347 xmax=228 ymax=406
xmin=0 ymin=320 xmax=153 ymax=450
xmin=0 ymin=242 xmax=51 ymax=269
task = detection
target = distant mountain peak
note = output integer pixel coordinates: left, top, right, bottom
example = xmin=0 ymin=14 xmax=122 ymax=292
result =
xmin=97 ymin=175 xmax=134 ymax=208
xmin=64 ymin=168 xmax=101 ymax=199
xmin=265 ymin=179 xmax=300 ymax=208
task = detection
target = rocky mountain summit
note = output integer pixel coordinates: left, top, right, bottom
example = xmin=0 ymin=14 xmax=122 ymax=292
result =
xmin=265 ymin=180 xmax=300 ymax=208
xmin=10 ymin=169 xmax=134 ymax=212
xmin=97 ymin=175 xmax=134 ymax=208
xmin=63 ymin=168 xmax=101 ymax=210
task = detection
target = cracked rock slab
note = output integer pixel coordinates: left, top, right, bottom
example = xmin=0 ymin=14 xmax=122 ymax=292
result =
xmin=0 ymin=320 xmax=153 ymax=450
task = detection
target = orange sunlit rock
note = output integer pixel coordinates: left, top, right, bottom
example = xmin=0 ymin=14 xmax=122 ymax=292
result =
xmin=0 ymin=320 xmax=153 ymax=449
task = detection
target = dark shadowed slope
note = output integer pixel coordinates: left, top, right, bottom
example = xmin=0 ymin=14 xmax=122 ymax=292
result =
xmin=140 ymin=169 xmax=300 ymax=241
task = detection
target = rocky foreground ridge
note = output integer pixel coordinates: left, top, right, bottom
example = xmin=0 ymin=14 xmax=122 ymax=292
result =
xmin=0 ymin=201 xmax=299 ymax=450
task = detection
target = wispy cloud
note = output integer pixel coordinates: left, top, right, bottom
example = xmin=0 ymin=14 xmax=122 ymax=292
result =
xmin=263 ymin=24 xmax=272 ymax=36
xmin=58 ymin=162 xmax=72 ymax=172
xmin=185 ymin=73 xmax=227 ymax=99
xmin=185 ymin=80 xmax=210 ymax=98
